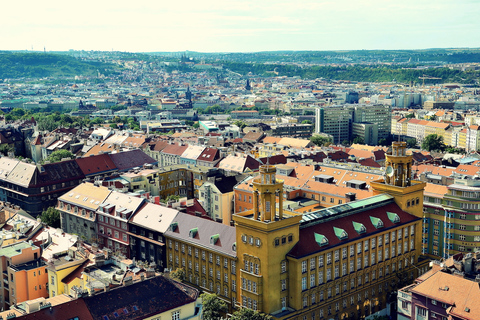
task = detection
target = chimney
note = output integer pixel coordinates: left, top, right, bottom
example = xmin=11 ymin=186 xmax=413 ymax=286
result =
xmin=123 ymin=276 xmax=133 ymax=286
xmin=345 ymin=192 xmax=357 ymax=202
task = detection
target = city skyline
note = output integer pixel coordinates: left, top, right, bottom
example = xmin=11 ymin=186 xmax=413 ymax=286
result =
xmin=3 ymin=0 xmax=480 ymax=53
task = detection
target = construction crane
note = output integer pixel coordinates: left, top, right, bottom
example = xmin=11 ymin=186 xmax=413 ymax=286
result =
xmin=418 ymin=74 xmax=442 ymax=87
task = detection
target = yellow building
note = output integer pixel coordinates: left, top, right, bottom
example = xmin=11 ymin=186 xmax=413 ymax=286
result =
xmin=46 ymin=256 xmax=87 ymax=298
xmin=162 ymin=142 xmax=429 ymax=319
xmin=232 ymin=159 xmax=427 ymax=320
xmin=164 ymin=214 xmax=238 ymax=310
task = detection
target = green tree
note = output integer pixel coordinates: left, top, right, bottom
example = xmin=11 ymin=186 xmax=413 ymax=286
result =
xmin=0 ymin=144 xmax=14 ymax=156
xmin=40 ymin=207 xmax=61 ymax=228
xmin=201 ymin=293 xmax=228 ymax=320
xmin=352 ymin=135 xmax=365 ymax=144
xmin=109 ymin=123 xmax=118 ymax=129
xmin=193 ymin=122 xmax=200 ymax=129
xmin=44 ymin=149 xmax=75 ymax=163
xmin=231 ymin=308 xmax=272 ymax=320
xmin=170 ymin=268 xmax=186 ymax=282
xmin=421 ymin=134 xmax=444 ymax=151
xmin=234 ymin=120 xmax=247 ymax=130
xmin=161 ymin=195 xmax=181 ymax=203
xmin=429 ymin=115 xmax=437 ymax=121
xmin=310 ymin=135 xmax=332 ymax=146
xmin=90 ymin=117 xmax=105 ymax=125
xmin=405 ymin=113 xmax=415 ymax=119
xmin=406 ymin=138 xmax=417 ymax=148
xmin=301 ymin=120 xmax=312 ymax=124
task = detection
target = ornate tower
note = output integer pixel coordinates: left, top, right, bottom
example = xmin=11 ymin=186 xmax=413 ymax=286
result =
xmin=371 ymin=141 xmax=425 ymax=217
xmin=233 ymin=164 xmax=302 ymax=314
xmin=252 ymin=164 xmax=284 ymax=221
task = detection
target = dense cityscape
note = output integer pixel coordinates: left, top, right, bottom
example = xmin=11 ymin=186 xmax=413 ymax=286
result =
xmin=0 ymin=48 xmax=479 ymax=320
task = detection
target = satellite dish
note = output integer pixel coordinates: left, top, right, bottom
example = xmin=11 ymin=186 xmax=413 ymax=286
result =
xmin=386 ymin=166 xmax=394 ymax=177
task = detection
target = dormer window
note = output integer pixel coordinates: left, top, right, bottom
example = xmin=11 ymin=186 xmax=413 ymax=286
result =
xmin=210 ymin=234 xmax=219 ymax=245
xmin=189 ymin=228 xmax=198 ymax=238
xmin=370 ymin=216 xmax=384 ymax=229
xmin=353 ymin=221 xmax=366 ymax=234
xmin=387 ymin=212 xmax=400 ymax=223
xmin=314 ymin=233 xmax=329 ymax=246
xmin=170 ymin=222 xmax=178 ymax=232
xmin=334 ymin=227 xmax=348 ymax=240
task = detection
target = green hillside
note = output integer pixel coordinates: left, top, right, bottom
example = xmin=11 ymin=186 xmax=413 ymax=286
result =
xmin=0 ymin=52 xmax=121 ymax=79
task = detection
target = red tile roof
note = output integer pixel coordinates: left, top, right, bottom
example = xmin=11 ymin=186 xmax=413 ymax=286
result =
xmin=288 ymin=201 xmax=419 ymax=258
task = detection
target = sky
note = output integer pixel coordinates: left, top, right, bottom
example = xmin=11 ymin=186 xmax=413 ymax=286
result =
xmin=2 ymin=0 xmax=480 ymax=53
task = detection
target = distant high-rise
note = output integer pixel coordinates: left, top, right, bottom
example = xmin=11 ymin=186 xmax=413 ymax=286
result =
xmin=315 ymin=106 xmax=351 ymax=144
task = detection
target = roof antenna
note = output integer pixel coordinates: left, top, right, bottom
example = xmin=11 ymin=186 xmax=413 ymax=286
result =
xmin=266 ymin=155 xmax=270 ymax=166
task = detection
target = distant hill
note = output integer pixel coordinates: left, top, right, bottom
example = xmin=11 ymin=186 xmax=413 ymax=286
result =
xmin=0 ymin=52 xmax=121 ymax=79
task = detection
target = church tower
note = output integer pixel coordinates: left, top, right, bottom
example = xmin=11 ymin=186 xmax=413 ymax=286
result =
xmin=245 ymin=79 xmax=252 ymax=91
xmin=233 ymin=163 xmax=302 ymax=314
xmin=371 ymin=141 xmax=425 ymax=217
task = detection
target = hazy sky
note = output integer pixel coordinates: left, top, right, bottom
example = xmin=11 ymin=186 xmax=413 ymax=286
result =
xmin=3 ymin=0 xmax=479 ymax=52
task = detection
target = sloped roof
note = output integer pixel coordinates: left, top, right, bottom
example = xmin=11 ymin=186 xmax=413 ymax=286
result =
xmin=130 ymin=203 xmax=179 ymax=233
xmin=411 ymin=271 xmax=480 ymax=320
xmin=198 ymin=147 xmax=219 ymax=163
xmin=83 ymin=276 xmax=198 ymax=320
xmin=161 ymin=143 xmax=188 ymax=156
xmin=165 ymin=213 xmax=236 ymax=257
xmin=288 ymin=199 xmax=419 ymax=258
xmin=36 ymin=160 xmax=85 ymax=187
xmin=109 ymin=149 xmax=156 ymax=171
xmin=16 ymin=299 xmax=93 ymax=320
xmin=76 ymin=153 xmax=117 ymax=176
xmin=217 ymin=154 xmax=260 ymax=173
xmin=181 ymin=145 xmax=205 ymax=160
xmin=59 ymin=182 xmax=112 ymax=211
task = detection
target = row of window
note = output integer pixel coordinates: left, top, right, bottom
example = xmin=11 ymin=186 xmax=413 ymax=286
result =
xmin=169 ymin=240 xmax=235 ymax=268
xmin=170 ymin=254 xmax=237 ymax=275
xmin=99 ymin=227 xmax=128 ymax=242
xmin=98 ymin=215 xmax=128 ymax=230
xmin=302 ymin=228 xmax=415 ymax=273
xmin=59 ymin=202 xmax=94 ymax=218
xmin=191 ymin=275 xmax=235 ymax=298
xmin=301 ymin=257 xmax=414 ymax=291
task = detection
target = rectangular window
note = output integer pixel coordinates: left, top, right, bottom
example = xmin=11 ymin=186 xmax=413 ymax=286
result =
xmin=318 ymin=255 xmax=324 ymax=267
xmin=172 ymin=310 xmax=180 ymax=320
